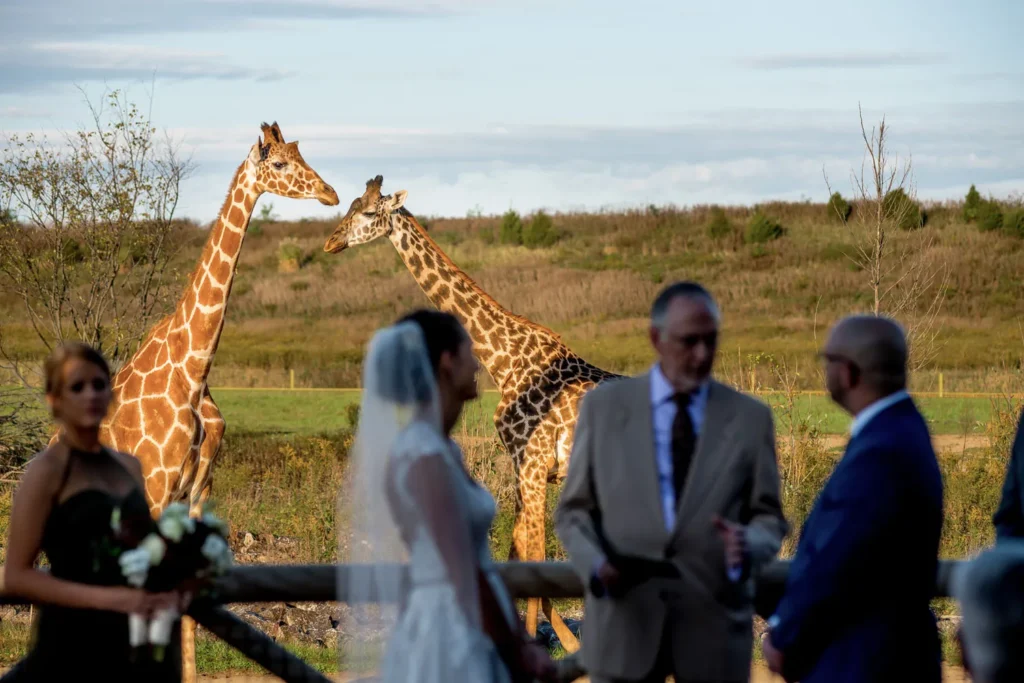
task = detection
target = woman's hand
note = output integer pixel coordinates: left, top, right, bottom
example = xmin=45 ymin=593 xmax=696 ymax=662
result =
xmin=520 ymin=641 xmax=557 ymax=682
xmin=104 ymin=587 xmax=181 ymax=616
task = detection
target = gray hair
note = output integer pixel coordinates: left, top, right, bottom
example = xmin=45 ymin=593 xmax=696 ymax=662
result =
xmin=650 ymin=281 xmax=720 ymax=332
xmin=953 ymin=541 xmax=1024 ymax=683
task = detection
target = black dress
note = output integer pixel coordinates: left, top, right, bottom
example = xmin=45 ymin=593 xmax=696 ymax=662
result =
xmin=1 ymin=448 xmax=180 ymax=682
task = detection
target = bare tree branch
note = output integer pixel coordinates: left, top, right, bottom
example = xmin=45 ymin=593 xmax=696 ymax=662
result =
xmin=0 ymin=85 xmax=195 ymax=475
xmin=825 ymin=103 xmax=949 ymax=373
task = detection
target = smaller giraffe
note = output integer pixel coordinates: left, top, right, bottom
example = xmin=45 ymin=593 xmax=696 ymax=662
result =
xmin=324 ymin=176 xmax=621 ymax=649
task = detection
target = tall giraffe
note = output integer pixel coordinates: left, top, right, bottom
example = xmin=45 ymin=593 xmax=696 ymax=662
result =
xmin=101 ymin=122 xmax=337 ymax=682
xmin=323 ymin=176 xmax=620 ymax=648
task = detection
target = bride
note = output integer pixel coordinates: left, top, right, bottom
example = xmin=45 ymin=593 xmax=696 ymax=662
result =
xmin=340 ymin=309 xmax=556 ymax=683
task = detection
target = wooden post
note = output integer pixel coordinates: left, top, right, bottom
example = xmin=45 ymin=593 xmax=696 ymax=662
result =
xmin=289 ymin=368 xmax=295 ymax=390
xmin=939 ymin=372 xmax=944 ymax=398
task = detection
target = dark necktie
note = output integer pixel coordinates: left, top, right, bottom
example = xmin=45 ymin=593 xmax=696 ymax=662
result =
xmin=671 ymin=392 xmax=696 ymax=503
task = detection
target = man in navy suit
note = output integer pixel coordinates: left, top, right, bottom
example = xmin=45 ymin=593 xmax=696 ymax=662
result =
xmin=760 ymin=314 xmax=944 ymax=682
xmin=992 ymin=411 xmax=1024 ymax=540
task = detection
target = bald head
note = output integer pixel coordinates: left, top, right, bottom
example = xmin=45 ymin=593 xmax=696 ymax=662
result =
xmin=824 ymin=314 xmax=908 ymax=395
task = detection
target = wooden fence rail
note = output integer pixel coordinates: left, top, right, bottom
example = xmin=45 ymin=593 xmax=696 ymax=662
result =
xmin=0 ymin=559 xmax=967 ymax=682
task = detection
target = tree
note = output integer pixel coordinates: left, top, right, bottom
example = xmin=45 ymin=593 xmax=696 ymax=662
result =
xmin=0 ymin=86 xmax=194 ymax=381
xmin=823 ymin=104 xmax=950 ymax=372
xmin=499 ymin=209 xmax=523 ymax=245
xmin=826 ymin=191 xmax=852 ymax=223
xmin=963 ymin=184 xmax=982 ymax=222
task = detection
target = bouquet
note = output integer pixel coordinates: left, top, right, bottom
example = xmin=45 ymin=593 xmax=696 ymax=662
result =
xmin=110 ymin=501 xmax=234 ymax=661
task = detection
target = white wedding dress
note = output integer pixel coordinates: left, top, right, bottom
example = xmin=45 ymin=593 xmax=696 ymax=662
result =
xmin=381 ymin=419 xmax=518 ymax=683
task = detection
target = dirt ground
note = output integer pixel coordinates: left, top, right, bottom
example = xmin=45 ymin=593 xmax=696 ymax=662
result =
xmin=0 ymin=662 xmax=973 ymax=681
xmin=186 ymin=662 xmax=971 ymax=681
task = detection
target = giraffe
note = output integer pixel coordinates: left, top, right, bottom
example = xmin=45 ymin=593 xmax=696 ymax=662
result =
xmin=99 ymin=122 xmax=337 ymax=682
xmin=323 ymin=176 xmax=621 ymax=650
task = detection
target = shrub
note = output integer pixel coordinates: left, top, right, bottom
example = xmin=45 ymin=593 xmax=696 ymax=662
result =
xmin=826 ymin=192 xmax=852 ymax=223
xmin=499 ymin=210 xmax=523 ymax=245
xmin=61 ymin=238 xmax=85 ymax=264
xmin=522 ymin=211 xmax=561 ymax=248
xmin=883 ymin=188 xmax=924 ymax=231
xmin=977 ymin=200 xmax=1004 ymax=233
xmin=1002 ymin=208 xmax=1024 ymax=239
xmin=963 ymin=184 xmax=982 ymax=222
xmin=277 ymin=238 xmax=303 ymax=273
xmin=745 ymin=212 xmax=784 ymax=244
xmin=706 ymin=206 xmax=732 ymax=239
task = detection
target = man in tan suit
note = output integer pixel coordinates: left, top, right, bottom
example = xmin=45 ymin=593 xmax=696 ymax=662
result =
xmin=554 ymin=281 xmax=789 ymax=683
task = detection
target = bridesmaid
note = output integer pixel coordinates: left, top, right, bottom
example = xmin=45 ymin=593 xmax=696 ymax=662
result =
xmin=2 ymin=342 xmax=184 ymax=681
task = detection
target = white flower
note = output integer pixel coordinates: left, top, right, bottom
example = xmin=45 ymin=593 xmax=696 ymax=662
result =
xmin=139 ymin=532 xmax=167 ymax=566
xmin=110 ymin=507 xmax=122 ymax=534
xmin=158 ymin=515 xmax=188 ymax=543
xmin=118 ymin=547 xmax=151 ymax=586
xmin=201 ymin=512 xmax=229 ymax=538
xmin=200 ymin=534 xmax=233 ymax=571
xmin=158 ymin=502 xmax=196 ymax=541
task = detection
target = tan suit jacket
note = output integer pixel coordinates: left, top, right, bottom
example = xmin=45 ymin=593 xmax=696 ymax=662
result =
xmin=554 ymin=373 xmax=788 ymax=682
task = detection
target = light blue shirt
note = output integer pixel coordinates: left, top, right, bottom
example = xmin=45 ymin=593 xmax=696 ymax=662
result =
xmin=649 ymin=362 xmax=708 ymax=532
xmin=848 ymin=389 xmax=911 ymax=439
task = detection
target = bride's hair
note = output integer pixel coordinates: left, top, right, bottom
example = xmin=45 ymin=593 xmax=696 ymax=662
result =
xmin=394 ymin=308 xmax=467 ymax=377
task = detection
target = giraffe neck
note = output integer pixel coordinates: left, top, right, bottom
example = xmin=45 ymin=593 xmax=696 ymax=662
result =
xmin=169 ymin=161 xmax=259 ymax=391
xmin=388 ymin=212 xmax=565 ymax=390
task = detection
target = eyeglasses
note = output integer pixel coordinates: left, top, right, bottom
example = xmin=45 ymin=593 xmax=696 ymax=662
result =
xmin=69 ymin=378 xmax=109 ymax=394
xmin=671 ymin=331 xmax=718 ymax=349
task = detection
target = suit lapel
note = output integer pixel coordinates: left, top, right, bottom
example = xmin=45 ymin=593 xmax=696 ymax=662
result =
xmin=674 ymin=380 xmax=740 ymax=530
xmin=618 ymin=372 xmax=667 ymax=531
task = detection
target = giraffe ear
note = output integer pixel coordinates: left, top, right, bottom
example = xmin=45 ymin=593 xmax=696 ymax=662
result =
xmin=248 ymin=139 xmax=263 ymax=165
xmin=390 ymin=190 xmax=408 ymax=212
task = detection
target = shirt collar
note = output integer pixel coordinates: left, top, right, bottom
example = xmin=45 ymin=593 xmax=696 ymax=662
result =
xmin=849 ymin=389 xmax=911 ymax=438
xmin=650 ymin=362 xmax=709 ymax=406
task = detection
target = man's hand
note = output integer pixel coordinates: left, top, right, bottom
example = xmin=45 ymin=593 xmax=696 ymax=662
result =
xmin=761 ymin=629 xmax=784 ymax=675
xmin=520 ymin=641 xmax=557 ymax=682
xmin=595 ymin=560 xmax=622 ymax=597
xmin=712 ymin=514 xmax=747 ymax=571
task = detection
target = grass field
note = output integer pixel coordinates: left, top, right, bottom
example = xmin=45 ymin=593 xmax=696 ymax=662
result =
xmin=208 ymin=388 xmax=1002 ymax=436
xmin=2 ymin=197 xmax=1023 ymax=676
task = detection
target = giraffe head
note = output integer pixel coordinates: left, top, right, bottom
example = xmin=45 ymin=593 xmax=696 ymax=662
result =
xmin=323 ymin=174 xmax=408 ymax=253
xmin=246 ymin=122 xmax=339 ymax=206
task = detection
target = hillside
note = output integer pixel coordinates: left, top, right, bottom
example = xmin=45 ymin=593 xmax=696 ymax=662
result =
xmin=2 ymin=196 xmax=1023 ymax=392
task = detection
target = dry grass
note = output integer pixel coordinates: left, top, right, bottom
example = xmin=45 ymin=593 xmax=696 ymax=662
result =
xmin=2 ymin=200 xmax=1023 ymax=392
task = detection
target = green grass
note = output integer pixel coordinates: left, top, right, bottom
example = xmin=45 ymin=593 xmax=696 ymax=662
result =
xmin=209 ymin=388 xmax=996 ymax=436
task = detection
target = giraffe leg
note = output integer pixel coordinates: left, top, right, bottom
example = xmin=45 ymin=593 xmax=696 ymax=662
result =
xmin=510 ymin=458 xmax=548 ymax=640
xmin=191 ymin=386 xmax=225 ymax=515
xmin=181 ymin=388 xmax=225 ymax=683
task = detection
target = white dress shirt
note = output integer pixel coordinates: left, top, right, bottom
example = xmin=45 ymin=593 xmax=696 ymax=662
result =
xmin=649 ymin=362 xmax=708 ymax=532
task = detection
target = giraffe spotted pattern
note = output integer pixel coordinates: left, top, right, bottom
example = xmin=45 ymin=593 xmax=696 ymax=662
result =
xmin=324 ymin=175 xmax=621 ymax=646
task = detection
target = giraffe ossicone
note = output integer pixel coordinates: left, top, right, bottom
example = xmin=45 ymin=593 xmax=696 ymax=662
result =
xmin=325 ymin=175 xmax=621 ymax=650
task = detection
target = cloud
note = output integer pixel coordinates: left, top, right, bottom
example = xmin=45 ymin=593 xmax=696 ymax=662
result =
xmin=139 ymin=105 xmax=1021 ymax=221
xmin=7 ymin=100 xmax=1019 ymax=220
xmin=735 ymin=51 xmax=948 ymax=70
xmin=0 ymin=42 xmax=294 ymax=93
xmin=0 ymin=0 xmax=477 ymax=42
xmin=0 ymin=0 xmax=492 ymax=93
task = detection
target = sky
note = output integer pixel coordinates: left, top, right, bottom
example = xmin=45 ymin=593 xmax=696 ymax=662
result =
xmin=1 ymin=0 xmax=1022 ymax=222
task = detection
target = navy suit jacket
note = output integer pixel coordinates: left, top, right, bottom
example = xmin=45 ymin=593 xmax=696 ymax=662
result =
xmin=769 ymin=396 xmax=944 ymax=683
xmin=993 ymin=409 xmax=1024 ymax=540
